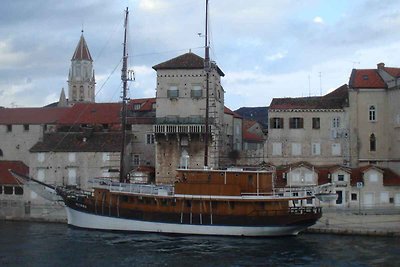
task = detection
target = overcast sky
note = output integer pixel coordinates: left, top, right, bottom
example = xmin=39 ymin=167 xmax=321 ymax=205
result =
xmin=1 ymin=0 xmax=400 ymax=110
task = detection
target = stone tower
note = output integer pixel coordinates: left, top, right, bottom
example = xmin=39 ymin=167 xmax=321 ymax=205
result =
xmin=68 ymin=32 xmax=95 ymax=103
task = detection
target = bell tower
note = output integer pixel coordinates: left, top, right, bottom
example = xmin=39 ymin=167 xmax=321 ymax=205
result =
xmin=68 ymin=32 xmax=95 ymax=103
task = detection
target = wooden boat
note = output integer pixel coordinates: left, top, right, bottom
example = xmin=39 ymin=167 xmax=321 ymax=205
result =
xmin=53 ymin=168 xmax=321 ymax=236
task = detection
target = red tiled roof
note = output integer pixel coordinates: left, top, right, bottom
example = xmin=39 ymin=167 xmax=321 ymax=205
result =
xmin=30 ymin=132 xmax=126 ymax=152
xmin=270 ymin=84 xmax=348 ymax=110
xmin=224 ymin=106 xmax=242 ymax=118
xmin=0 ymin=161 xmax=28 ymax=185
xmin=349 ymin=69 xmax=386 ymax=89
xmin=0 ymin=107 xmax=69 ymax=124
xmin=381 ymin=167 xmax=400 ymax=186
xmin=383 ymin=67 xmax=400 ymax=77
xmin=242 ymin=119 xmax=264 ymax=142
xmin=152 ymin=52 xmax=225 ymax=76
xmin=129 ymin=98 xmax=156 ymax=112
xmin=72 ymin=34 xmax=93 ymax=61
xmin=58 ymin=103 xmax=121 ymax=125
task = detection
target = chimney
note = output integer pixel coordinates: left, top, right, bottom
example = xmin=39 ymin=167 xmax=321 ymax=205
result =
xmin=377 ymin=62 xmax=385 ymax=70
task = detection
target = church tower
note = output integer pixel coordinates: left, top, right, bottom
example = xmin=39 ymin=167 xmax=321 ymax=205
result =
xmin=68 ymin=32 xmax=95 ymax=103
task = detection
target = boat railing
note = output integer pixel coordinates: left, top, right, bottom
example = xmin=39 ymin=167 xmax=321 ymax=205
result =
xmin=90 ymin=178 xmax=174 ymax=196
xmin=289 ymin=206 xmax=322 ymax=215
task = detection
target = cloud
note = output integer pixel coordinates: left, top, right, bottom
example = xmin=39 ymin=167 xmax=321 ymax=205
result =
xmin=266 ymin=51 xmax=288 ymax=61
xmin=0 ymin=40 xmax=27 ymax=68
xmin=138 ymin=0 xmax=169 ymax=11
xmin=1 ymin=0 xmax=400 ymax=110
xmin=313 ymin=16 xmax=324 ymax=24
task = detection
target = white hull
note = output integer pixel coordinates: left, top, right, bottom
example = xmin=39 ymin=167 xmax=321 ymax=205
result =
xmin=65 ymin=207 xmax=310 ymax=236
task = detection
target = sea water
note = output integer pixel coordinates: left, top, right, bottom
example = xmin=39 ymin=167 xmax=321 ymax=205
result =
xmin=0 ymin=221 xmax=399 ymax=267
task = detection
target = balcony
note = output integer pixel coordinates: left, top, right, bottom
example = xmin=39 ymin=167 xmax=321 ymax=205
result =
xmin=154 ymin=124 xmax=211 ymax=134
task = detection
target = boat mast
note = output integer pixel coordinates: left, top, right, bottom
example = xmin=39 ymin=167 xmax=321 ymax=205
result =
xmin=204 ymin=0 xmax=210 ymax=168
xmin=120 ymin=7 xmax=129 ymax=183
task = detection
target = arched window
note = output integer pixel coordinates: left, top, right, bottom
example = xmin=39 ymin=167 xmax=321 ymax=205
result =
xmin=370 ymin=134 xmax=376 ymax=151
xmin=369 ymin=106 xmax=376 ymax=121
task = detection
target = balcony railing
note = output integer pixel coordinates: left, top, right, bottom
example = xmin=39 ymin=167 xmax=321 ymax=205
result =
xmin=154 ymin=124 xmax=212 ymax=134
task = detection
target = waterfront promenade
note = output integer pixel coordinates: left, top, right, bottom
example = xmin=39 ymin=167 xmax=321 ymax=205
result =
xmin=308 ymin=207 xmax=400 ymax=236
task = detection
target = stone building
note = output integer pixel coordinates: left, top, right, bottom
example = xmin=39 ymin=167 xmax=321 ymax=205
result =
xmin=152 ymin=52 xmax=226 ymax=183
xmin=348 ymin=63 xmax=400 ymax=173
xmin=0 ymin=107 xmax=69 ymax=164
xmin=29 ymin=132 xmax=127 ymax=192
xmin=238 ymin=119 xmax=266 ymax=166
xmin=275 ymin=162 xmax=400 ymax=209
xmin=127 ymin=98 xmax=157 ymax=170
xmin=67 ymin=33 xmax=96 ymax=104
xmin=267 ymin=84 xmax=350 ymax=166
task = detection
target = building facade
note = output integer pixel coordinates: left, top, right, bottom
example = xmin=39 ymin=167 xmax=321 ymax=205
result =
xmin=348 ymin=63 xmax=400 ymax=173
xmin=267 ymin=85 xmax=350 ymax=166
xmin=152 ymin=52 xmax=226 ymax=183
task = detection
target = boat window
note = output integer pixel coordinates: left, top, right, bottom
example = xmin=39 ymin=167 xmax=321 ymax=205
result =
xmin=121 ymin=195 xmax=128 ymax=202
xmin=186 ymin=200 xmax=191 ymax=207
xmin=4 ymin=186 xmax=13 ymax=195
xmin=248 ymin=175 xmax=253 ymax=184
xmin=211 ymin=201 xmax=217 ymax=209
xmin=14 ymin=186 xmax=23 ymax=195
xmin=171 ymin=199 xmax=176 ymax=206
xmin=161 ymin=199 xmax=168 ymax=206
xmin=229 ymin=202 xmax=235 ymax=209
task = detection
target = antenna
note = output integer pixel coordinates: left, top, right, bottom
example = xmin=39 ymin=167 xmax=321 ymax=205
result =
xmin=352 ymin=61 xmax=360 ymax=68
xmin=319 ymin=72 xmax=322 ymax=96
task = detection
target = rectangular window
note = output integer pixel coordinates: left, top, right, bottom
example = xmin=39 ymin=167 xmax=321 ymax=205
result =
xmin=152 ymin=103 xmax=156 ymax=110
xmin=37 ymin=153 xmax=45 ymax=162
xmin=270 ymin=118 xmax=284 ymax=129
xmin=191 ymin=85 xmax=202 ymax=98
xmin=134 ymin=103 xmax=141 ymax=110
xmin=37 ymin=168 xmax=45 ymax=182
xmin=380 ymin=192 xmax=389 ymax=203
xmin=311 ymin=143 xmax=321 ymax=156
xmin=133 ymin=154 xmax=140 ymax=166
xmin=67 ymin=168 xmax=77 ymax=186
xmin=167 ymin=86 xmax=179 ymax=99
xmin=4 ymin=186 xmax=13 ymax=195
xmin=146 ymin=133 xmax=155 ymax=144
xmin=7 ymin=125 xmax=12 ymax=132
xmin=23 ymin=124 xmax=29 ymax=131
xmin=369 ymin=106 xmax=376 ymax=121
xmin=291 ymin=173 xmax=300 ymax=182
xmin=332 ymin=143 xmax=341 ymax=156
xmin=68 ymin=153 xmax=76 ymax=162
xmin=289 ymin=117 xmax=303 ymax=129
xmin=291 ymin=143 xmax=301 ymax=156
xmin=332 ymin=117 xmax=340 ymax=128
xmin=0 ymin=186 xmax=2 ymax=194
xmin=14 ymin=186 xmax=23 ymax=195
xmin=312 ymin=118 xmax=320 ymax=129
xmin=338 ymin=174 xmax=344 ymax=181
xmin=305 ymin=173 xmax=313 ymax=182
xmin=369 ymin=173 xmax=378 ymax=183
xmin=102 ymin=153 xmax=110 ymax=162
xmin=351 ymin=193 xmax=357 ymax=201
xmin=272 ymin=142 xmax=282 ymax=156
